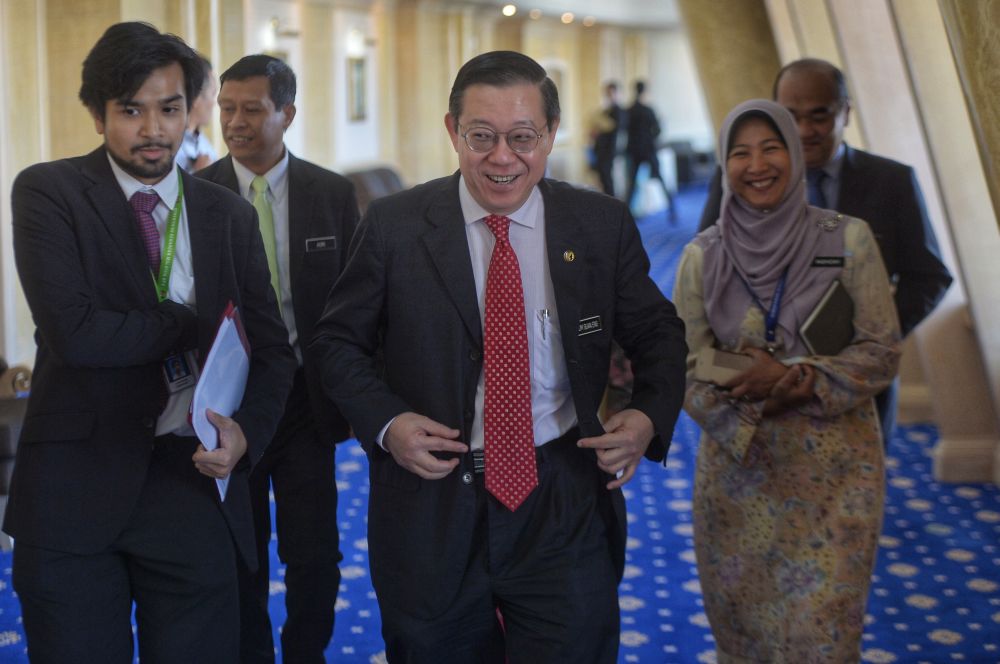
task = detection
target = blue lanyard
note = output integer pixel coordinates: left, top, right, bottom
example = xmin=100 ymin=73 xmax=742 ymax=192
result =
xmin=739 ymin=268 xmax=788 ymax=353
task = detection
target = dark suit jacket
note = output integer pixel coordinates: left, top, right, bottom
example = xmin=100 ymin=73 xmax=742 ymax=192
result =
xmin=310 ymin=174 xmax=687 ymax=619
xmin=626 ymin=101 xmax=661 ymax=160
xmin=697 ymin=144 xmax=952 ymax=335
xmin=4 ymin=147 xmax=296 ymax=567
xmin=197 ymin=153 xmax=359 ymax=443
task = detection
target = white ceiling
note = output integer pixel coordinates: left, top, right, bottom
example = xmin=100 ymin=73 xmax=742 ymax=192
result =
xmin=455 ymin=0 xmax=681 ymax=29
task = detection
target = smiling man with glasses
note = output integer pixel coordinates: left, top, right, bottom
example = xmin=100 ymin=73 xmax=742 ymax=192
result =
xmin=311 ymin=50 xmax=687 ymax=663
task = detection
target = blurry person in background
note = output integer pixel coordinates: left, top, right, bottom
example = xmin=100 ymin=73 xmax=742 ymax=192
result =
xmin=175 ymin=54 xmax=218 ymax=172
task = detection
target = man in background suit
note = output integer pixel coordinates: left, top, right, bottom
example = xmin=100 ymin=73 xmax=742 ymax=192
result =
xmin=589 ymin=80 xmax=624 ymax=197
xmin=625 ymin=80 xmax=677 ymax=220
xmin=311 ymin=51 xmax=687 ymax=662
xmin=698 ymin=58 xmax=952 ymax=445
xmin=198 ymin=54 xmax=359 ymax=664
xmin=4 ymin=22 xmax=295 ymax=662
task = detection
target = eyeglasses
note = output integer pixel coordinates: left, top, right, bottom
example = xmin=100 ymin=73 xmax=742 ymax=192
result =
xmin=459 ymin=124 xmax=543 ymax=153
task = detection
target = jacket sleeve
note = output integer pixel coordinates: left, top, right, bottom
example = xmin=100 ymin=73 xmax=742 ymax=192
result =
xmin=12 ymin=165 xmax=197 ymax=369
xmin=890 ymin=166 xmax=952 ymax=335
xmin=309 ymin=205 xmax=410 ymax=454
xmin=613 ymin=205 xmax=688 ymax=461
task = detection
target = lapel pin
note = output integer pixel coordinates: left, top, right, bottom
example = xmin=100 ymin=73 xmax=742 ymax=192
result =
xmin=563 ymin=250 xmax=575 ymax=263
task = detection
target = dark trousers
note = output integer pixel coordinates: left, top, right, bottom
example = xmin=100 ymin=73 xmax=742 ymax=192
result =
xmin=625 ymin=152 xmax=676 ymax=218
xmin=13 ymin=436 xmax=240 ymax=664
xmin=379 ymin=429 xmax=620 ymax=664
xmin=594 ymin=150 xmax=616 ymax=197
xmin=239 ymin=370 xmax=342 ymax=664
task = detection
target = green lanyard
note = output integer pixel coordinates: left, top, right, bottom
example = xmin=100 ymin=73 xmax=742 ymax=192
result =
xmin=153 ymin=169 xmax=184 ymax=302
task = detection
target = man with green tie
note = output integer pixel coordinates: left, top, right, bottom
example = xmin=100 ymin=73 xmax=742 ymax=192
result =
xmin=197 ymin=54 xmax=360 ymax=663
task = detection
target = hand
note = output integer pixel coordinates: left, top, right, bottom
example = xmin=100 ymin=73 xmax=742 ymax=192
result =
xmin=193 ymin=409 xmax=248 ymax=479
xmin=577 ymin=408 xmax=654 ymax=490
xmin=384 ymin=412 xmax=467 ymax=480
xmin=725 ymin=347 xmax=788 ymax=402
xmin=763 ymin=364 xmax=816 ymax=416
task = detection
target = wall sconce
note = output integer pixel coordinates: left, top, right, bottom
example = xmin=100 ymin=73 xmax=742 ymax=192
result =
xmin=269 ymin=16 xmax=301 ymax=39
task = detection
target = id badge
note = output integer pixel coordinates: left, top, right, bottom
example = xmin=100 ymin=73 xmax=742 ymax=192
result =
xmin=163 ymin=350 xmax=199 ymax=394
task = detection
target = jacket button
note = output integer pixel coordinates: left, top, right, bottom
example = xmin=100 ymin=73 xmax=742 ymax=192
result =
xmin=469 ymin=350 xmax=481 ymax=362
xmin=141 ymin=417 xmax=155 ymax=429
xmin=461 ymin=472 xmax=473 ymax=485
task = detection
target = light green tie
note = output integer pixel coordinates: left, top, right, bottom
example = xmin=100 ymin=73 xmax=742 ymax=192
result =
xmin=251 ymin=175 xmax=282 ymax=304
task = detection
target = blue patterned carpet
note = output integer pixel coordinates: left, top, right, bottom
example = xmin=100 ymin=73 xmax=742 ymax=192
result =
xmin=0 ymin=186 xmax=996 ymax=662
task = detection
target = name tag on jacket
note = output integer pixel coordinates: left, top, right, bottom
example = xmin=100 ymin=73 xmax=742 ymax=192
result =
xmin=306 ymin=236 xmax=337 ymax=252
xmin=811 ymin=256 xmax=844 ymax=268
xmin=578 ymin=315 xmax=603 ymax=336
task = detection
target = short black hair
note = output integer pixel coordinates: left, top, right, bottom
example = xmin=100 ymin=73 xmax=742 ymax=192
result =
xmin=219 ymin=55 xmax=297 ymax=110
xmin=79 ymin=22 xmax=204 ymax=121
xmin=772 ymin=58 xmax=850 ymax=105
xmin=635 ymin=80 xmax=647 ymax=96
xmin=448 ymin=51 xmax=560 ymax=130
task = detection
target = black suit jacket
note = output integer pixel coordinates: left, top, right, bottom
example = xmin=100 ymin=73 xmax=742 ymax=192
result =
xmin=197 ymin=153 xmax=359 ymax=443
xmin=697 ymin=144 xmax=952 ymax=335
xmin=626 ymin=101 xmax=661 ymax=160
xmin=4 ymin=147 xmax=296 ymax=567
xmin=310 ymin=174 xmax=687 ymax=618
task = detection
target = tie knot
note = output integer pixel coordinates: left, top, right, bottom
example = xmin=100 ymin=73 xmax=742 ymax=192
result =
xmin=484 ymin=214 xmax=511 ymax=242
xmin=130 ymin=190 xmax=159 ymax=214
xmin=251 ymin=175 xmax=269 ymax=196
xmin=807 ymin=169 xmax=826 ymax=186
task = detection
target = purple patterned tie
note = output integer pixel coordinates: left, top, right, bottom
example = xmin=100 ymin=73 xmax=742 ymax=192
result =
xmin=129 ymin=190 xmax=161 ymax=274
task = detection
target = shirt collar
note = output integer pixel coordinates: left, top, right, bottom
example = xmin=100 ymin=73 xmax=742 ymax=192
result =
xmin=458 ymin=174 xmax=541 ymax=229
xmin=107 ymin=151 xmax=180 ymax=209
xmin=231 ymin=148 xmax=290 ymax=199
xmin=817 ymin=142 xmax=846 ymax=181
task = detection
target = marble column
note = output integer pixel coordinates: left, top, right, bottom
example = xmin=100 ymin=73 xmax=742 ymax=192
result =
xmin=676 ymin=0 xmax=780 ymax=131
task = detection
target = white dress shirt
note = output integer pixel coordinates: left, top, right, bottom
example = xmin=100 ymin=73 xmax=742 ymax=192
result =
xmin=377 ymin=179 xmax=578 ymax=450
xmin=460 ymin=179 xmax=577 ymax=450
xmin=108 ymin=154 xmax=196 ymax=436
xmin=231 ymin=151 xmax=302 ymax=364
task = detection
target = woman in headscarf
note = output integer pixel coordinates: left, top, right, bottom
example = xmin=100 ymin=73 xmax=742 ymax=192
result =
xmin=673 ymin=99 xmax=900 ymax=662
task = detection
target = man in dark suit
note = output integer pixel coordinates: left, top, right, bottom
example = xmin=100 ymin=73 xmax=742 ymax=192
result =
xmin=697 ymin=58 xmax=952 ymax=445
xmin=311 ymin=51 xmax=687 ymax=663
xmin=199 ymin=54 xmax=359 ymax=664
xmin=589 ymin=81 xmax=624 ymax=197
xmin=625 ymin=80 xmax=677 ymax=220
xmin=4 ymin=22 xmax=295 ymax=663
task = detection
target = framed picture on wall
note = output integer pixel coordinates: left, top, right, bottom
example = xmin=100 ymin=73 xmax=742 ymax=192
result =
xmin=348 ymin=57 xmax=366 ymax=122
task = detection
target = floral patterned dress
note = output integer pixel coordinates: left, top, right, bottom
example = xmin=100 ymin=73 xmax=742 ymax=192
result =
xmin=673 ymin=217 xmax=901 ymax=663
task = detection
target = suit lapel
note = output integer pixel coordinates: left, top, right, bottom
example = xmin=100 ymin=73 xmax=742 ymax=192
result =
xmin=421 ymin=175 xmax=482 ymax=346
xmin=836 ymin=144 xmax=861 ymax=216
xmin=184 ymin=172 xmax=224 ymax=355
xmin=80 ymin=148 xmax=158 ymax=300
xmin=286 ymin=154 xmax=311 ymax=297
xmin=212 ymin=155 xmax=241 ymax=193
xmin=541 ymin=181 xmax=586 ymax=351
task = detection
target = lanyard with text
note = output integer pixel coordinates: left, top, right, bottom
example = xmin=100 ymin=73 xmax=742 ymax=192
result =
xmin=153 ymin=169 xmax=184 ymax=302
xmin=739 ymin=267 xmax=788 ymax=355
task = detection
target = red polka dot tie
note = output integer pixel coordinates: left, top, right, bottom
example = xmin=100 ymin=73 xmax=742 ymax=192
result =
xmin=129 ymin=190 xmax=161 ymax=274
xmin=482 ymin=214 xmax=537 ymax=511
